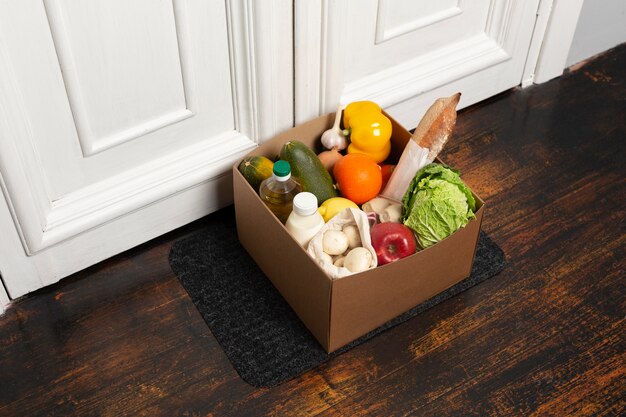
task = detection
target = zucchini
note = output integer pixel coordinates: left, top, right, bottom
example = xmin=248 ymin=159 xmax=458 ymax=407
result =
xmin=280 ymin=140 xmax=337 ymax=204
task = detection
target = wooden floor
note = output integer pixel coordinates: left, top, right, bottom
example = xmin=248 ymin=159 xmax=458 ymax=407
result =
xmin=1 ymin=44 xmax=625 ymax=417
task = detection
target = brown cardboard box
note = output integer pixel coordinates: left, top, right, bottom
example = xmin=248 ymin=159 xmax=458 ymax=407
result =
xmin=233 ymin=112 xmax=484 ymax=353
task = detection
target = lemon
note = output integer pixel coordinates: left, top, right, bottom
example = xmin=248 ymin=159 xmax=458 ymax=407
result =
xmin=318 ymin=197 xmax=359 ymax=222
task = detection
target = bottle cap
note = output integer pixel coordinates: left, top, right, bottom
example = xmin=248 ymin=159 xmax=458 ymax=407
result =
xmin=273 ymin=160 xmax=291 ymax=179
xmin=293 ymin=192 xmax=319 ymax=216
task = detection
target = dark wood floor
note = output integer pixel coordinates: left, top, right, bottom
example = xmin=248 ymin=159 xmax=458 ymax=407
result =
xmin=2 ymin=45 xmax=625 ymax=417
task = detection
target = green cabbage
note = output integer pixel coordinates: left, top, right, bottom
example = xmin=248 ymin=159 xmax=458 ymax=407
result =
xmin=401 ymin=163 xmax=476 ymax=249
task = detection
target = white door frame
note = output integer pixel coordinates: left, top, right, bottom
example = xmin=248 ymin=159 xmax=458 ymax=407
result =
xmin=0 ymin=0 xmax=293 ymax=300
xmin=522 ymin=0 xmax=585 ymax=86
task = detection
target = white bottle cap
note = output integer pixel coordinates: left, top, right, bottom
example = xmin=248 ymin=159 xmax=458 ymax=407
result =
xmin=274 ymin=172 xmax=291 ymax=182
xmin=293 ymin=192 xmax=318 ymax=216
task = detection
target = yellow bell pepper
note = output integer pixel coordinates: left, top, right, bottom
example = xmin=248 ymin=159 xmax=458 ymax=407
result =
xmin=343 ymin=101 xmax=392 ymax=163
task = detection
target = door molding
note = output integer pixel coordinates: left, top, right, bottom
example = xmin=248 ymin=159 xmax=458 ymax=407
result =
xmin=0 ymin=0 xmax=293 ymax=298
xmin=43 ymin=0 xmax=195 ymax=157
xmin=227 ymin=0 xmax=294 ymax=141
xmin=531 ymin=0 xmax=585 ymax=84
xmin=295 ymin=0 xmax=349 ymax=124
xmin=295 ymin=0 xmax=536 ymax=126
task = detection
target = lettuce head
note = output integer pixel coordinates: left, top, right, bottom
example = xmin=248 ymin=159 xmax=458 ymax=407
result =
xmin=401 ymin=163 xmax=476 ymax=249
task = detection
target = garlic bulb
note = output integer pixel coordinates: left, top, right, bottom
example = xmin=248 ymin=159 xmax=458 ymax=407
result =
xmin=321 ymin=104 xmax=348 ymax=150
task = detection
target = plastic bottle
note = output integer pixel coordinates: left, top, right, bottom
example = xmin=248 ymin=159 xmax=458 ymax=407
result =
xmin=259 ymin=160 xmax=302 ymax=224
xmin=285 ymin=192 xmax=326 ymax=247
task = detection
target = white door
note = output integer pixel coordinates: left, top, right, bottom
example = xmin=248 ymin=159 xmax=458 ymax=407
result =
xmin=0 ymin=0 xmax=293 ymax=298
xmin=295 ymin=0 xmax=541 ymax=128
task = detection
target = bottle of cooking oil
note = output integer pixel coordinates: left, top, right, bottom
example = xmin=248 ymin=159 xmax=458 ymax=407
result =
xmin=259 ymin=160 xmax=302 ymax=224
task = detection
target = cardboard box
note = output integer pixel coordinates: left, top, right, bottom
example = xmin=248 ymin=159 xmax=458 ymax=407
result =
xmin=233 ymin=112 xmax=484 ymax=353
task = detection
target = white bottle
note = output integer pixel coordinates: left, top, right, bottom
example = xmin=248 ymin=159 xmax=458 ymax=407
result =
xmin=286 ymin=192 xmax=325 ymax=247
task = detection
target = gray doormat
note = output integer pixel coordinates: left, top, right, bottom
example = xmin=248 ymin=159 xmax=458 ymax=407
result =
xmin=169 ymin=206 xmax=505 ymax=387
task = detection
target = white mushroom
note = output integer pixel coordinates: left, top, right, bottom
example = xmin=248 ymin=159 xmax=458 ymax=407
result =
xmin=362 ymin=197 xmax=391 ymax=214
xmin=344 ymin=247 xmax=373 ymax=273
xmin=380 ymin=203 xmax=402 ymax=223
xmin=322 ymin=230 xmax=350 ymax=255
xmin=333 ymin=256 xmax=346 ymax=268
xmin=342 ymin=224 xmax=362 ymax=249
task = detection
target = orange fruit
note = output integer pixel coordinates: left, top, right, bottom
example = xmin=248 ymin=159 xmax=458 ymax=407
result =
xmin=333 ymin=153 xmax=382 ymax=204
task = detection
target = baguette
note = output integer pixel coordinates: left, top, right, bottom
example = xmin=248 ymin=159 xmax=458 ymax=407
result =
xmin=381 ymin=93 xmax=461 ymax=202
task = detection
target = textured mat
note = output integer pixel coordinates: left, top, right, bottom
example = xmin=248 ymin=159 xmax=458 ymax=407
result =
xmin=169 ymin=206 xmax=505 ymax=387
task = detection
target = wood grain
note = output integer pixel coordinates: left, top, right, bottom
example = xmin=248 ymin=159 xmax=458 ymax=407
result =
xmin=1 ymin=44 xmax=624 ymax=417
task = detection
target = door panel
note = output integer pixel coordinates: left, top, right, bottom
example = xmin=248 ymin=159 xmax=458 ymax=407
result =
xmin=45 ymin=0 xmax=191 ymax=156
xmin=296 ymin=0 xmax=540 ymax=129
xmin=0 ymin=0 xmax=294 ymax=297
xmin=349 ymin=0 xmax=489 ymax=80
